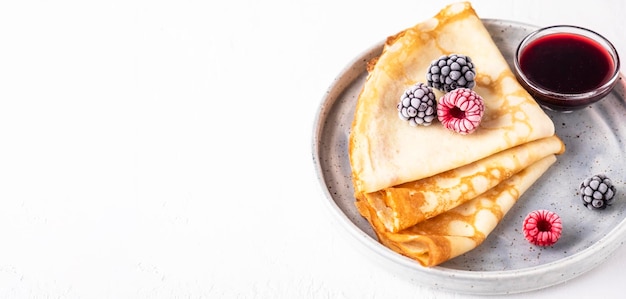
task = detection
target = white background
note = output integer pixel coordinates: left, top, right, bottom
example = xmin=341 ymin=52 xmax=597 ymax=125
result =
xmin=0 ymin=0 xmax=625 ymax=298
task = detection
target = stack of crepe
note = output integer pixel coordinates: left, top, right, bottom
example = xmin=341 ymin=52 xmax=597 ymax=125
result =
xmin=349 ymin=2 xmax=565 ymax=267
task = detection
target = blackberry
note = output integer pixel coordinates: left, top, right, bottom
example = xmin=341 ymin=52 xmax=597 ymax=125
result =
xmin=426 ymin=54 xmax=476 ymax=92
xmin=580 ymin=174 xmax=616 ymax=210
xmin=397 ymin=83 xmax=437 ymax=126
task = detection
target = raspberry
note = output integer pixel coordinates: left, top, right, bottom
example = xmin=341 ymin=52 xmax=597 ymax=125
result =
xmin=426 ymin=54 xmax=476 ymax=92
xmin=397 ymin=83 xmax=437 ymax=126
xmin=580 ymin=174 xmax=616 ymax=210
xmin=522 ymin=210 xmax=562 ymax=246
xmin=437 ymin=88 xmax=485 ymax=134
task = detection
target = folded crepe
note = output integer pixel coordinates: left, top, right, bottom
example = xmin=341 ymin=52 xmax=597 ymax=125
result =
xmin=349 ymin=2 xmax=556 ymax=194
xmin=348 ymin=2 xmax=564 ymax=266
xmin=365 ymin=135 xmax=564 ymax=233
xmin=356 ymin=155 xmax=557 ymax=267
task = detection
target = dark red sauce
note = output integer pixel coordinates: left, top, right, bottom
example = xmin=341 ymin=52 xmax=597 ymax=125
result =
xmin=519 ymin=33 xmax=614 ymax=93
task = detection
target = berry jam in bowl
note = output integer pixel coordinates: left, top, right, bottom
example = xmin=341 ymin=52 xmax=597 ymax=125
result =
xmin=513 ymin=25 xmax=620 ymax=112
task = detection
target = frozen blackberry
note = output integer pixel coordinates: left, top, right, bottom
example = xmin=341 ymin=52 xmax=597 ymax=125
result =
xmin=397 ymin=83 xmax=437 ymax=126
xmin=426 ymin=54 xmax=476 ymax=92
xmin=580 ymin=174 xmax=616 ymax=210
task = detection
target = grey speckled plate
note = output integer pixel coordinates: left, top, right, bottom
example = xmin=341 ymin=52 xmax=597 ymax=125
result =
xmin=312 ymin=19 xmax=626 ymax=295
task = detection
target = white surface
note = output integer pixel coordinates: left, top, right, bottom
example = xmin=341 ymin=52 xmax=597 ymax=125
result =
xmin=0 ymin=0 xmax=624 ymax=298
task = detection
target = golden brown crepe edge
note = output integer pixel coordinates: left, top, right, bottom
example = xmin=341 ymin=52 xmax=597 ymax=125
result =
xmin=357 ymin=154 xmax=558 ymax=267
xmin=359 ymin=134 xmax=565 ymax=233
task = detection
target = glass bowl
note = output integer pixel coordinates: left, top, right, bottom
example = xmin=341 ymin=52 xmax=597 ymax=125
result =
xmin=513 ymin=25 xmax=620 ymax=112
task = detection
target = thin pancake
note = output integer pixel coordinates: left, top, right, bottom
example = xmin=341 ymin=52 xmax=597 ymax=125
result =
xmin=349 ymin=2 xmax=556 ymax=194
xmin=356 ymin=155 xmax=557 ymax=267
xmin=361 ymin=135 xmax=564 ymax=232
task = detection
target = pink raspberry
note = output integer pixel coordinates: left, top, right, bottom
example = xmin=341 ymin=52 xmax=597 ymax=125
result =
xmin=522 ymin=209 xmax=562 ymax=246
xmin=437 ymin=88 xmax=484 ymax=134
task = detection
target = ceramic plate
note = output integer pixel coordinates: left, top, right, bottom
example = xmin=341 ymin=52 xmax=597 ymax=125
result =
xmin=312 ymin=19 xmax=626 ymax=295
